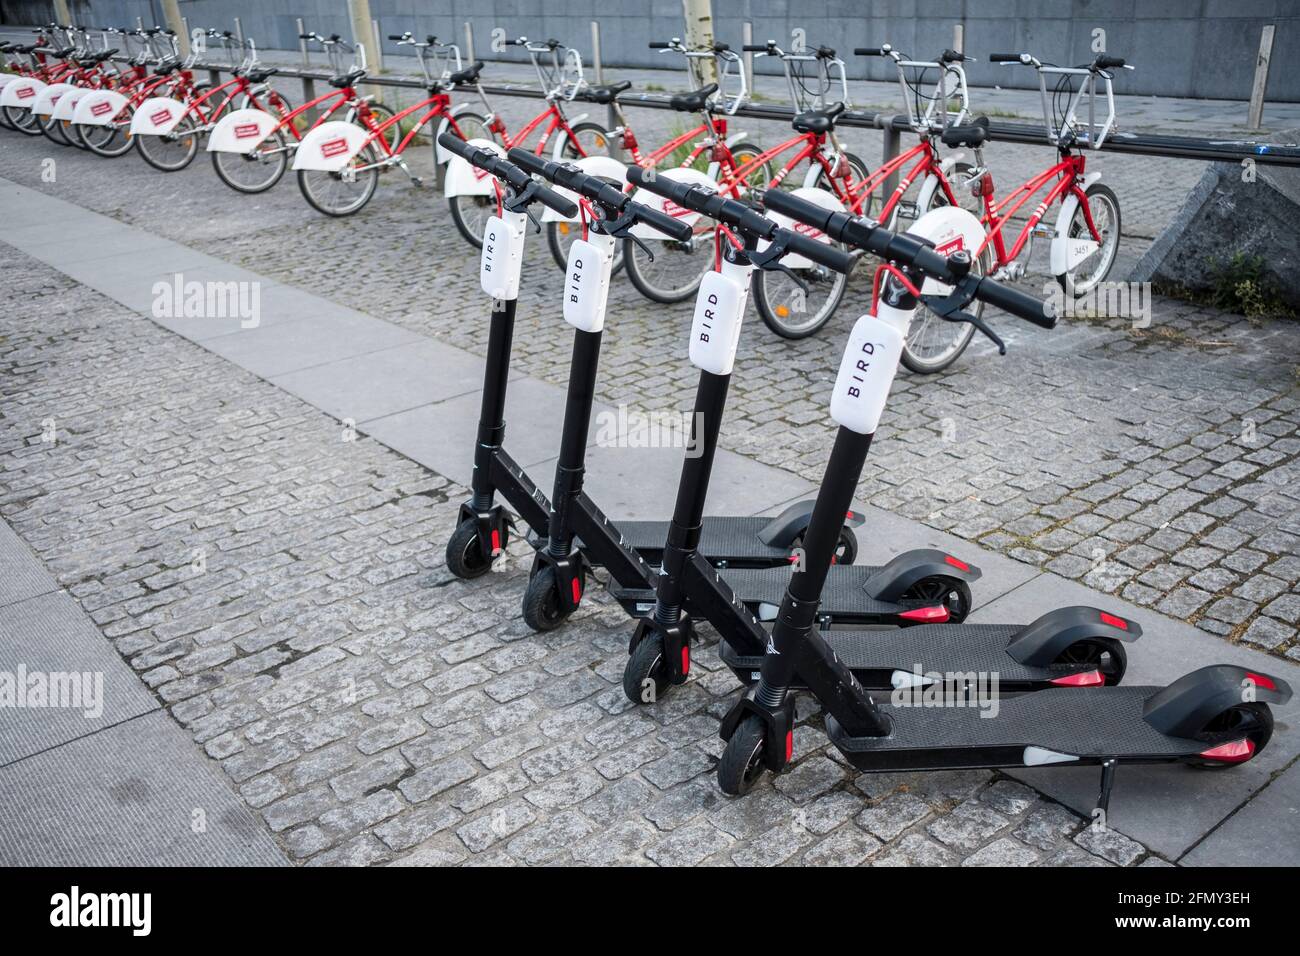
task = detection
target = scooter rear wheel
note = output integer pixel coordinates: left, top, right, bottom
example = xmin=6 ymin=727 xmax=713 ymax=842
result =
xmin=902 ymin=575 xmax=974 ymax=623
xmin=445 ymin=518 xmax=493 ymax=579
xmin=718 ymin=715 xmax=768 ymax=796
xmin=1186 ymin=703 xmax=1273 ymax=769
xmin=1056 ymin=637 xmax=1127 ymax=686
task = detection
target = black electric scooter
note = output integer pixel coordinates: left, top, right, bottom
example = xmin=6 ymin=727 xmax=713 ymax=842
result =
xmin=442 ymin=133 xmax=979 ymax=636
xmin=713 ymin=189 xmax=1292 ymax=812
xmin=621 ymin=169 xmax=1143 ymax=700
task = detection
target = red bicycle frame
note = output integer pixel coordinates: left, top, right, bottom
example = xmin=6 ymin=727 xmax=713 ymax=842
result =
xmin=975 ymin=153 xmax=1101 ymax=266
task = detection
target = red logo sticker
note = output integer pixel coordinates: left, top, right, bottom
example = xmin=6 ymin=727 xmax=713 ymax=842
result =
xmin=149 ymin=107 xmax=173 ymax=125
xmin=662 ymin=200 xmax=692 ymax=219
xmin=319 ymin=137 xmax=350 ymax=158
xmin=234 ymin=122 xmax=261 ymax=139
xmin=792 ymin=221 xmax=824 ymax=240
xmin=17 ymin=86 xmax=35 ymax=100
xmin=936 ymin=235 xmax=965 ymax=257
xmin=90 ymin=100 xmax=113 ymax=116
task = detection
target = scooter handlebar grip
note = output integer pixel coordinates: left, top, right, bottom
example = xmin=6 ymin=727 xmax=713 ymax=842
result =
xmin=975 ymin=277 xmax=1057 ymax=328
xmin=760 ymin=188 xmax=840 ymax=236
xmin=855 ymin=47 xmax=885 ymax=57
xmin=648 ymin=41 xmax=671 ymax=49
xmin=627 ymin=166 xmax=771 ymax=237
xmin=634 ymin=204 xmax=693 ymax=243
xmin=989 ymin=52 xmax=1021 ymax=63
xmin=782 ymin=230 xmax=855 ymax=275
xmin=438 ymin=135 xmax=578 ymax=218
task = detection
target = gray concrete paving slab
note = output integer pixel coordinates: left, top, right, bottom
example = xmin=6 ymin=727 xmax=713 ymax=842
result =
xmin=0 ymin=519 xmax=57 ymax=609
xmin=0 ymin=590 xmax=159 ymax=767
xmin=0 ymin=710 xmax=289 ymax=867
xmin=199 ymin=313 xmax=424 ymax=379
xmin=1182 ymin=763 xmax=1300 ymax=867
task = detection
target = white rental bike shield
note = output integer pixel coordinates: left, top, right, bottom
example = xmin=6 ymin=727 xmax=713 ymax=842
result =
xmin=443 ymin=138 xmax=507 ymax=197
xmin=130 ymin=96 xmax=187 ymax=135
xmin=628 ymin=166 xmax=716 ymax=238
xmin=72 ymin=89 xmax=129 ymax=126
xmin=1050 ymin=171 xmax=1104 ymax=276
xmin=51 ymin=87 xmax=86 ymax=121
xmin=0 ymin=76 xmax=46 ymax=107
xmin=208 ymin=108 xmax=281 ymax=153
xmin=540 ymin=155 xmax=629 ymax=223
xmin=759 ymin=186 xmax=847 ymax=270
xmin=291 ymin=120 xmax=374 ymax=172
xmin=29 ymin=82 xmax=73 ymax=116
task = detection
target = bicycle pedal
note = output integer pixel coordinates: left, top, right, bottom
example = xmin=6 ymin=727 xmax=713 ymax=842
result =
xmin=410 ymin=176 xmax=425 ymax=187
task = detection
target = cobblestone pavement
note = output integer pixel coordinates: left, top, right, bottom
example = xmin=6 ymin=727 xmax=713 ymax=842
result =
xmin=3 ymin=120 xmax=1295 ymax=658
xmin=1 ymin=250 xmax=1176 ymax=867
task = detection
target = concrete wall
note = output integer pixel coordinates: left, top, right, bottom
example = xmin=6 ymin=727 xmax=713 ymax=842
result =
xmin=3 ymin=0 xmax=1296 ymax=102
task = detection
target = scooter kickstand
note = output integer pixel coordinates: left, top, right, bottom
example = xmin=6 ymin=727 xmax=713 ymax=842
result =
xmin=1096 ymin=759 xmax=1118 ymax=817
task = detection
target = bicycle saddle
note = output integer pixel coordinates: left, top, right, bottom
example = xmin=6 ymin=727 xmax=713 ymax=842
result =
xmin=329 ymin=67 xmax=366 ymax=88
xmin=153 ymin=58 xmax=180 ymax=75
xmin=791 ymin=110 xmax=838 ymax=134
xmin=941 ymin=116 xmax=989 ymax=148
xmin=446 ymin=60 xmax=484 ymax=87
xmin=243 ymin=66 xmax=279 ymax=83
xmin=581 ymin=79 xmax=631 ymax=104
xmin=669 ymin=83 xmax=716 ymax=113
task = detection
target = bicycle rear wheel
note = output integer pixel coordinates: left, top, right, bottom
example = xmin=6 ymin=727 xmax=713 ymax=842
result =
xmin=213 ymin=129 xmax=289 ymax=193
xmin=4 ymin=106 xmax=43 ymax=135
xmin=77 ymin=103 xmax=136 ymax=158
xmin=136 ymin=114 xmax=200 ymax=171
xmin=298 ymin=144 xmax=380 ymax=216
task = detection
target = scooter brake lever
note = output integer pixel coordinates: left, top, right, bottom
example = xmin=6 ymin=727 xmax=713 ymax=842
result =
xmin=921 ymin=275 xmax=1006 ymax=355
xmin=749 ymin=239 xmax=810 ymax=295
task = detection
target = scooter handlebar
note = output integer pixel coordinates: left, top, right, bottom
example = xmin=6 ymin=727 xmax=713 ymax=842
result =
xmin=506 ymin=149 xmax=691 ymax=242
xmin=436 ymin=134 xmax=578 ymax=219
xmin=627 ymin=165 xmax=772 ymax=238
xmin=762 ymin=189 xmax=1055 ymax=328
xmin=782 ymin=229 xmax=856 ymax=275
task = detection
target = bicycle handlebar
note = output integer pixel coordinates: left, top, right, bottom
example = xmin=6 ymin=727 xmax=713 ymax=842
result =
xmin=436 ymin=134 xmax=578 ymax=218
xmin=762 ymin=190 xmax=1055 ymax=328
xmin=989 ymin=52 xmax=1021 ymax=63
xmin=506 ymin=149 xmax=691 ymax=242
xmin=626 ymin=166 xmax=854 ymax=274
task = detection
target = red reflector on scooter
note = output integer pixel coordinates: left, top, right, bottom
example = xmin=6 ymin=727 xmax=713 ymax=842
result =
xmin=945 ymin=555 xmax=970 ymax=572
xmin=785 ymin=730 xmax=793 ymax=762
xmin=1246 ymin=672 xmax=1276 ymax=691
xmin=900 ymin=606 xmax=950 ymax=623
xmin=681 ymin=646 xmax=690 ymax=676
xmin=1099 ymin=611 xmax=1128 ymax=630
xmin=490 ymin=529 xmax=500 ymax=553
xmin=1050 ymin=670 xmax=1104 ymax=687
xmin=1198 ymin=739 xmax=1255 ymax=763
xmin=571 ymin=578 xmax=582 ymax=604
xmin=845 ymin=511 xmax=855 ymax=520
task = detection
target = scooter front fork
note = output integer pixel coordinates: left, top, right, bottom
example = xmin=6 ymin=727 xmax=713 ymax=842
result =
xmin=457 ymin=500 xmax=513 ymax=567
xmin=631 ymin=518 xmax=700 ymax=684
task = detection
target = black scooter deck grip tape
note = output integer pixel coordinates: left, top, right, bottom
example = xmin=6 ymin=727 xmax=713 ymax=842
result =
xmin=976 ymin=279 xmax=1057 ymax=328
xmin=782 ymin=230 xmax=854 ymax=275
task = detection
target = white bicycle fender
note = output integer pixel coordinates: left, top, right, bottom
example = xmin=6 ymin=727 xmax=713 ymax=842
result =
xmin=207 ymin=108 xmax=280 ymax=153
xmin=291 ymin=120 xmax=373 ymax=172
xmin=549 ymin=112 xmax=591 ymax=160
xmin=905 ymin=206 xmax=986 ymax=299
xmin=443 ymin=137 xmax=506 ymax=197
xmin=0 ymin=74 xmax=14 ymax=89
xmin=540 ymin=154 xmax=629 ymax=223
xmin=628 ymin=166 xmax=716 ymax=238
xmin=759 ymin=186 xmax=845 ymax=270
xmin=0 ymin=76 xmax=45 ymax=107
xmin=434 ymin=104 xmax=483 ymax=164
xmin=72 ymin=89 xmax=129 ymax=125
xmin=51 ymin=87 xmax=86 ymax=121
xmin=29 ymin=82 xmax=73 ymax=116
xmin=130 ymin=96 xmax=187 ymax=135
xmin=1050 ymin=171 xmax=1104 ymax=276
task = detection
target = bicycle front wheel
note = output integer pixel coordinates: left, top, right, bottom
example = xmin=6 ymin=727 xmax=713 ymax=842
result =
xmin=752 ymin=252 xmax=849 ymax=339
xmin=136 ymin=114 xmax=200 ymax=171
xmin=1057 ymin=182 xmax=1121 ymax=298
xmin=213 ymin=129 xmax=289 ymax=194
xmin=623 ymin=223 xmax=716 ymax=304
xmin=298 ymin=144 xmax=379 ymax=216
xmin=76 ymin=106 xmax=136 ymax=158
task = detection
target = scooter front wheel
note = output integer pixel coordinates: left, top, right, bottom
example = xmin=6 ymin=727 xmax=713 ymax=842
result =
xmin=718 ymin=715 xmax=768 ymax=796
xmin=445 ymin=518 xmax=494 ymax=579
xmin=623 ymin=632 xmax=670 ymax=705
xmin=522 ymin=566 xmax=573 ymax=632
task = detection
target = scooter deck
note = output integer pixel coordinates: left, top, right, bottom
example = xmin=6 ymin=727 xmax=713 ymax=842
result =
xmin=617 ymin=517 xmax=794 ymax=567
xmin=721 ymin=565 xmax=915 ymax=620
xmin=720 ymin=623 xmax=1099 ymax=691
xmin=826 ymin=686 xmax=1209 ymax=770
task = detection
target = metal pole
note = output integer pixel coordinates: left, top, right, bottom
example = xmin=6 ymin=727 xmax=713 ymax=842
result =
xmin=52 ymin=0 xmax=71 ymax=26
xmin=1248 ymin=24 xmax=1275 ymax=130
xmin=371 ymin=19 xmax=383 ymax=72
xmin=298 ymin=18 xmax=309 ymax=67
xmin=742 ymin=21 xmax=754 ymax=93
xmin=346 ymin=0 xmax=383 ymax=103
xmin=590 ymin=20 xmax=604 ymax=82
xmin=233 ymin=18 xmax=244 ymax=47
xmin=136 ymin=17 xmax=144 ymax=32
xmin=953 ymin=23 xmax=964 ymax=54
xmin=464 ymin=22 xmax=475 ymax=62
xmin=881 ymin=118 xmax=901 ymax=196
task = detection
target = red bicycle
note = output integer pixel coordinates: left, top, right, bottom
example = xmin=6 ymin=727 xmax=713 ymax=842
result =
xmin=291 ymin=34 xmax=490 ymax=217
xmin=444 ymin=37 xmax=613 ymax=247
